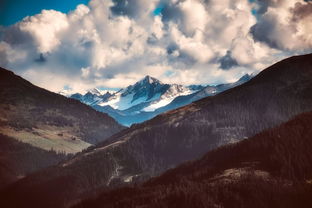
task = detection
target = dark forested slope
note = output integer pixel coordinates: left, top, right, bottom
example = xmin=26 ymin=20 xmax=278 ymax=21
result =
xmin=0 ymin=67 xmax=124 ymax=188
xmin=76 ymin=111 xmax=312 ymax=208
xmin=0 ymin=134 xmax=69 ymax=190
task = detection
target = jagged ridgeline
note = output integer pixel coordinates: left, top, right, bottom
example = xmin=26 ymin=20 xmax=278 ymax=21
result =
xmin=69 ymin=74 xmax=252 ymax=126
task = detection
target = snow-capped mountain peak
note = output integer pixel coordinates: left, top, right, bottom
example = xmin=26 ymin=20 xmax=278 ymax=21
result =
xmin=87 ymin=88 xmax=102 ymax=96
xmin=138 ymin=75 xmax=162 ymax=85
xmin=120 ymin=75 xmax=167 ymax=102
xmin=68 ymin=74 xmax=251 ymax=126
xmin=73 ymin=75 xmax=197 ymax=112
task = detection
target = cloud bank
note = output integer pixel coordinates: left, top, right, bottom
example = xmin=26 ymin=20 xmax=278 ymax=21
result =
xmin=0 ymin=0 xmax=311 ymax=93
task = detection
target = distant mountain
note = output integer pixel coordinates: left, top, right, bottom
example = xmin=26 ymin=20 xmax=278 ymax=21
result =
xmin=70 ymin=90 xmax=114 ymax=106
xmin=75 ymin=111 xmax=312 ymax=208
xmin=155 ymin=73 xmax=254 ymax=113
xmin=70 ymin=75 xmax=251 ymax=126
xmin=2 ymin=54 xmax=312 ymax=208
xmin=0 ymin=67 xmax=124 ymax=188
xmin=70 ymin=75 xmax=201 ymax=126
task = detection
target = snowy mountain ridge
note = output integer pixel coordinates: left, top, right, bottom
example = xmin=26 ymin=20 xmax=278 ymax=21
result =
xmin=67 ymin=75 xmax=252 ymax=126
xmin=74 ymin=76 xmax=201 ymax=111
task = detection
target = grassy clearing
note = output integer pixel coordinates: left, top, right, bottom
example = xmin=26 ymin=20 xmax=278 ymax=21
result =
xmin=0 ymin=126 xmax=91 ymax=154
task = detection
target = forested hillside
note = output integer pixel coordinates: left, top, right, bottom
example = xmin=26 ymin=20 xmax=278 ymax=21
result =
xmin=75 ymin=111 xmax=312 ymax=208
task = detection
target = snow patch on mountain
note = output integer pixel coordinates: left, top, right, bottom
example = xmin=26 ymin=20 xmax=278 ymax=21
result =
xmin=143 ymin=85 xmax=195 ymax=112
xmin=97 ymin=76 xmax=193 ymax=111
xmin=99 ymin=91 xmax=155 ymax=110
xmin=67 ymin=74 xmax=252 ymax=126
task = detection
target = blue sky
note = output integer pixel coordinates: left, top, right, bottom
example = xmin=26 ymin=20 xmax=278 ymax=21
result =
xmin=0 ymin=0 xmax=90 ymax=26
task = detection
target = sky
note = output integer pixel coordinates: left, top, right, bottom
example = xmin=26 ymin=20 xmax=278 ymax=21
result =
xmin=0 ymin=0 xmax=312 ymax=93
xmin=0 ymin=0 xmax=90 ymax=26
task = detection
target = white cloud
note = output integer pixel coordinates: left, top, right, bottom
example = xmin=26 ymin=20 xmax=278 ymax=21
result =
xmin=19 ymin=10 xmax=69 ymax=53
xmin=251 ymin=0 xmax=312 ymax=51
xmin=0 ymin=0 xmax=311 ymax=93
xmin=178 ymin=0 xmax=209 ymax=35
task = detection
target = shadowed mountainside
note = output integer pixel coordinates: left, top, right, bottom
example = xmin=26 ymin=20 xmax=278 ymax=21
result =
xmin=75 ymin=111 xmax=312 ymax=208
xmin=0 ymin=67 xmax=124 ymax=188
xmin=0 ymin=134 xmax=69 ymax=190
xmin=0 ymin=67 xmax=124 ymax=153
xmin=1 ymin=54 xmax=312 ymax=208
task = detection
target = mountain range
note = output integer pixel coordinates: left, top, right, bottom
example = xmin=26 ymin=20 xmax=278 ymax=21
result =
xmin=1 ymin=53 xmax=311 ymax=208
xmin=68 ymin=74 xmax=253 ymax=126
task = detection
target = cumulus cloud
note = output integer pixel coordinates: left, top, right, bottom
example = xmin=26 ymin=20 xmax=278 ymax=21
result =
xmin=19 ymin=10 xmax=69 ymax=53
xmin=0 ymin=0 xmax=311 ymax=93
xmin=251 ymin=0 xmax=312 ymax=50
